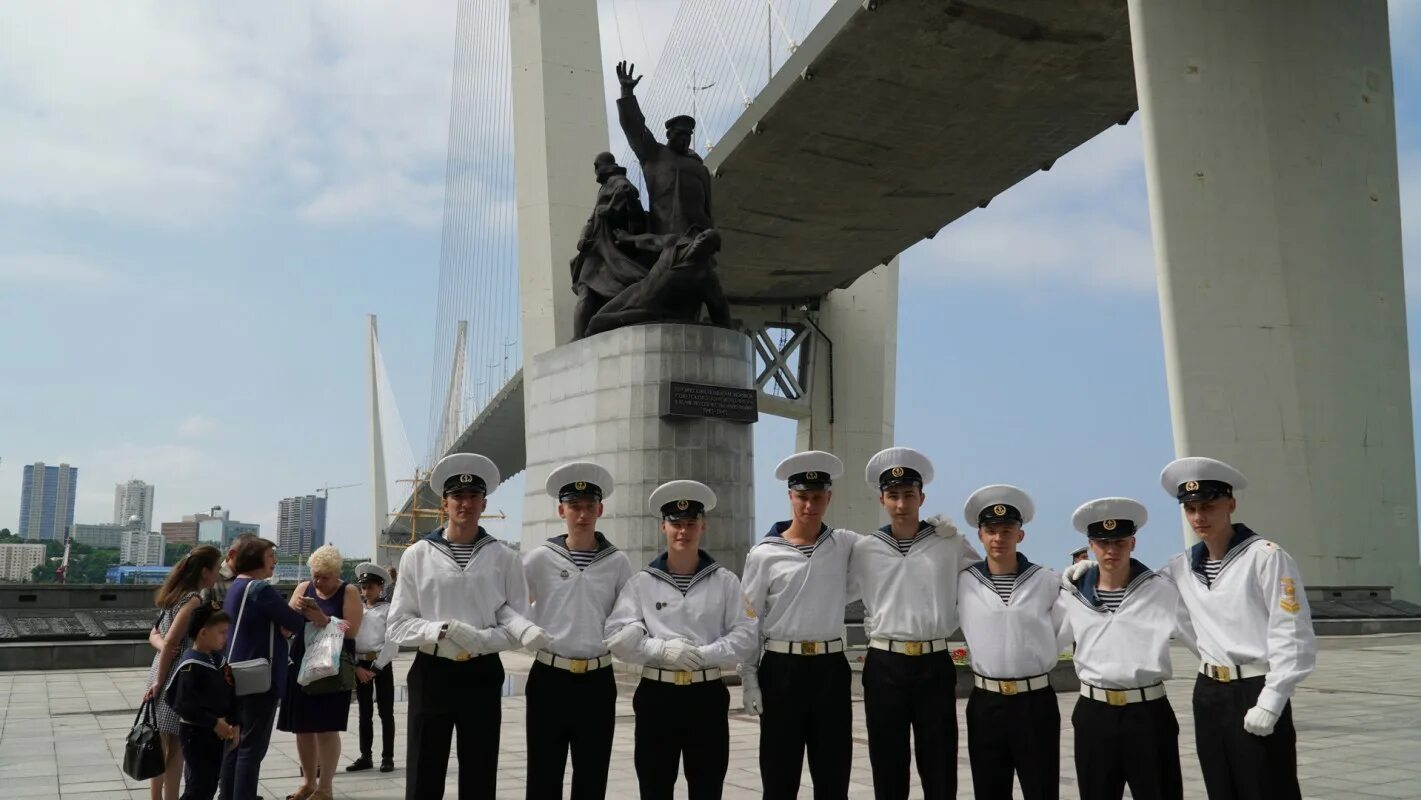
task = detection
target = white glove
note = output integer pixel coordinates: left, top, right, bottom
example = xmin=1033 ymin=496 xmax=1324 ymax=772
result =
xmin=1062 ymin=560 xmax=1093 ymax=587
xmin=924 ymin=514 xmax=959 ymax=539
xmin=656 ymin=639 xmax=706 ymax=671
xmin=740 ymin=672 xmax=763 ymax=716
xmin=445 ymin=620 xmax=486 ymax=655
xmin=1243 ymin=706 xmax=1279 ymax=736
xmin=518 ymin=625 xmax=552 ymax=652
xmin=603 ymin=625 xmax=645 ymax=659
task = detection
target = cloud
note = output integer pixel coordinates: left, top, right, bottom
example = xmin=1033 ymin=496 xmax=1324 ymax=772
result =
xmin=177 ymin=415 xmax=216 ymax=439
xmin=0 ymin=252 xmax=120 ymax=287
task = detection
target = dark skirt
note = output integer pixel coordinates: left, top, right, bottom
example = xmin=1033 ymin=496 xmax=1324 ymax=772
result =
xmin=276 ymin=639 xmax=354 ymax=733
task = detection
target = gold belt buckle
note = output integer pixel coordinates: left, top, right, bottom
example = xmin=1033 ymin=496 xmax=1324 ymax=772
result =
xmin=800 ymin=641 xmax=819 ymax=656
xmin=568 ymin=658 xmax=588 ymax=674
xmin=674 ymin=670 xmax=693 ymax=686
xmin=1106 ymin=690 xmax=1128 ymax=707
xmin=903 ymin=641 xmax=924 ymax=656
xmin=1000 ymin=680 xmax=1018 ymax=696
xmin=1215 ymin=665 xmax=1231 ymax=683
xmin=454 ymin=650 xmax=472 ymax=662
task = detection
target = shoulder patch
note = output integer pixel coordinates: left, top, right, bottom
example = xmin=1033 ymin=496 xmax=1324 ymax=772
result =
xmin=743 ymin=594 xmax=757 ymax=619
xmin=1279 ymin=576 xmax=1300 ymax=613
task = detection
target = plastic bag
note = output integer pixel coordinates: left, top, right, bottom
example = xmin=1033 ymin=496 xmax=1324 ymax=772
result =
xmin=297 ymin=617 xmax=347 ymax=687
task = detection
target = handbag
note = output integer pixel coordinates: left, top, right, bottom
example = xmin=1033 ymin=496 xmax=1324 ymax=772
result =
xmin=301 ymin=651 xmax=357 ymax=695
xmin=226 ymin=579 xmax=274 ymax=697
xmin=121 ymin=700 xmax=165 ymax=781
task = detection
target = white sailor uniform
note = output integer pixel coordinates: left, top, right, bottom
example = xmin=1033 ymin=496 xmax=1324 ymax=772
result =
xmin=741 ymin=522 xmax=857 ymax=799
xmin=387 ymin=527 xmax=530 ymax=800
xmin=1059 ymin=559 xmax=1194 ymax=800
xmin=957 ymin=553 xmax=1063 ymax=800
xmin=605 ymin=550 xmax=758 ymax=800
xmin=521 ymin=532 xmax=634 ymax=800
xmin=352 ymin=595 xmax=398 ymax=766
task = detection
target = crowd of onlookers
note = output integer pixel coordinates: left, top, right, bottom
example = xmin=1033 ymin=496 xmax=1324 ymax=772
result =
xmin=142 ymin=535 xmax=398 ymax=800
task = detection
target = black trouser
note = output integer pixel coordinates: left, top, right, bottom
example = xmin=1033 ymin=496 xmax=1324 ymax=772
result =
xmin=633 ymin=677 xmax=730 ymax=800
xmin=861 ymin=648 xmax=958 ymax=800
xmin=178 ymin=723 xmax=223 ymax=800
xmin=966 ymin=685 xmax=1059 ymax=800
xmin=1192 ymin=675 xmax=1300 ymax=800
xmin=356 ymin=660 xmax=396 ymax=761
xmin=406 ymin=652 xmax=504 ymax=800
xmin=218 ymin=690 xmax=278 ymax=800
xmin=1072 ymin=695 xmax=1181 ymax=800
xmin=757 ymin=651 xmax=853 ymax=799
xmin=525 ymin=660 xmax=617 ymax=800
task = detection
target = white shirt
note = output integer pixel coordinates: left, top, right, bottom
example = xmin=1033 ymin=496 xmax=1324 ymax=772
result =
xmin=1160 ymin=525 xmax=1316 ymax=715
xmin=957 ymin=554 xmax=1063 ymax=679
xmin=522 ymin=532 xmax=635 ymax=659
xmin=850 ymin=515 xmax=981 ymax=641
xmin=742 ymin=523 xmax=857 ymax=649
xmin=1058 ymin=560 xmax=1197 ymax=689
xmin=387 ymin=528 xmax=529 ymax=656
xmin=353 ymin=600 xmax=398 ymax=670
xmin=604 ymin=551 xmax=759 ymax=669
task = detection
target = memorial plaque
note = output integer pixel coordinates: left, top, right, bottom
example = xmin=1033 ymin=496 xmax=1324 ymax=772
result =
xmin=660 ymin=381 xmax=758 ymax=423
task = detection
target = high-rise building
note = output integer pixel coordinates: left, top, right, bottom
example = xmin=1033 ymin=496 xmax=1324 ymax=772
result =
xmin=160 ymin=520 xmax=199 ymax=546
xmin=277 ymin=495 xmax=327 ymax=557
xmin=189 ymin=508 xmax=260 ymax=549
xmin=113 ymin=480 xmax=155 ymax=532
xmin=71 ymin=522 xmax=129 ymax=550
xmin=121 ymin=531 xmax=165 ymax=567
xmin=18 ymin=462 xmax=78 ymax=541
xmin=0 ymin=543 xmax=47 ymax=582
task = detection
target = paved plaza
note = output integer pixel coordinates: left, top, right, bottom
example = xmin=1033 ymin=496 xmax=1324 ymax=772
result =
xmin=0 ymin=634 xmax=1418 ymax=799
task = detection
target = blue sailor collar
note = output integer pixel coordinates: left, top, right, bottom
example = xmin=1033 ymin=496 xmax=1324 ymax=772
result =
xmin=759 ymin=521 xmax=830 ymax=553
xmin=1070 ymin=558 xmax=1155 ymax=611
xmin=964 ymin=552 xmax=1043 ymax=598
xmin=424 ymin=526 xmax=497 ymax=564
xmin=1188 ymin=523 xmax=1260 ymax=583
xmin=646 ymin=549 xmax=721 ymax=593
xmin=544 ymin=531 xmax=620 ymax=568
xmin=163 ymin=648 xmax=223 ymax=693
xmin=869 ymin=519 xmax=935 ymax=552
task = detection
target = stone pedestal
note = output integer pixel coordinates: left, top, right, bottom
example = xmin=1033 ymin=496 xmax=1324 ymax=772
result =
xmin=522 ymin=324 xmax=756 ymax=573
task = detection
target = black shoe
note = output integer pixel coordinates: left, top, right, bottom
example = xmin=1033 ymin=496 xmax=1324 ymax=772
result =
xmin=380 ymin=758 xmax=395 ymax=773
xmin=346 ymin=756 xmax=374 ymax=773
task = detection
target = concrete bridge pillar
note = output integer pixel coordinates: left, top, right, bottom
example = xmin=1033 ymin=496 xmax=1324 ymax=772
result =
xmin=1129 ymin=0 xmax=1421 ymax=595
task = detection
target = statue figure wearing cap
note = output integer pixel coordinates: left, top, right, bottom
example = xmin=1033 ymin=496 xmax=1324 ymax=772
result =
xmin=570 ymin=152 xmax=653 ymax=339
xmin=615 ymin=61 xmax=715 ymax=238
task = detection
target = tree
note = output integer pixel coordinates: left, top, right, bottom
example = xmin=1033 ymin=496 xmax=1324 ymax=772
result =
xmin=165 ymin=542 xmax=193 ymax=565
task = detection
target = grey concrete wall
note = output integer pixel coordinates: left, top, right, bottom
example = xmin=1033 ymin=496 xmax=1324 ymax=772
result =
xmin=522 ymin=324 xmax=756 ymax=573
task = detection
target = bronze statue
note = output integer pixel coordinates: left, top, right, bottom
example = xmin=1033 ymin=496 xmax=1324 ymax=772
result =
xmin=584 ymin=228 xmax=731 ymax=337
xmin=570 ymin=152 xmax=652 ymax=339
xmin=615 ymin=61 xmax=714 ymax=238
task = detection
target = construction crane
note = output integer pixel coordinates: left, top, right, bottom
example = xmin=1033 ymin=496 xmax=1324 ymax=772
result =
xmin=55 ymin=532 xmax=73 ymax=584
xmin=316 ymin=482 xmax=361 ymax=499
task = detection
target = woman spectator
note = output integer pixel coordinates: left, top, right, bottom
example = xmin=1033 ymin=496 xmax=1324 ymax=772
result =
xmin=143 ymin=545 xmax=222 ymax=800
xmin=220 ymin=537 xmax=328 ymax=800
xmin=277 ymin=544 xmax=362 ymax=800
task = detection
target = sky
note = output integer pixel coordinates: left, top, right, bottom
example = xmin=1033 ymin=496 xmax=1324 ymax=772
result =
xmin=1 ymin=1 xmax=1419 ymax=572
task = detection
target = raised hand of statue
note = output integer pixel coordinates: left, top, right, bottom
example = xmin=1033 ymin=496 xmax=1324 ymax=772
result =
xmin=616 ymin=61 xmax=642 ymax=97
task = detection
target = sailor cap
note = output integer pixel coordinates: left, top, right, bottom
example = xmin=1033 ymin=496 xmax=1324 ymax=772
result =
xmin=774 ymin=450 xmax=844 ymax=491
xmin=431 ymin=453 xmax=501 ymax=497
xmin=355 ymin=562 xmax=390 ymax=585
xmin=545 ymin=461 xmax=615 ymax=502
xmin=648 ymin=480 xmax=717 ymax=520
xmin=1160 ymin=457 xmax=1247 ymax=503
xmin=865 ymin=447 xmax=934 ymax=491
xmin=963 ymin=484 xmax=1035 ymax=528
xmin=1072 ymin=497 xmax=1148 ymax=539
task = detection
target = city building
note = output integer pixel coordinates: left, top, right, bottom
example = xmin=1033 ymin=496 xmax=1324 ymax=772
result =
xmin=121 ymin=531 xmax=165 ymax=567
xmin=277 ymin=495 xmax=327 ymax=557
xmin=71 ymin=522 xmax=128 ymax=550
xmin=113 ymin=480 xmax=155 ymax=532
xmin=190 ymin=508 xmax=260 ymax=549
xmin=105 ymin=565 xmax=172 ymax=585
xmin=18 ymin=462 xmax=78 ymax=541
xmin=160 ymin=520 xmax=199 ymax=545
xmin=0 ymin=543 xmax=47 ymax=582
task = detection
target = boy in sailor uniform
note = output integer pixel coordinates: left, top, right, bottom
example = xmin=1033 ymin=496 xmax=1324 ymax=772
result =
xmin=1158 ymin=458 xmax=1315 ymax=800
xmin=604 ymin=480 xmax=758 ymax=800
xmin=519 ymin=462 xmax=634 ymax=800
xmin=348 ymin=563 xmax=398 ymax=774
xmin=740 ymin=451 xmax=857 ymax=800
xmin=1059 ymin=498 xmax=1196 ymax=800
xmin=956 ymin=485 xmax=1063 ymax=800
xmin=848 ymin=447 xmax=980 ymax=800
xmin=387 ymin=453 xmax=551 ymax=800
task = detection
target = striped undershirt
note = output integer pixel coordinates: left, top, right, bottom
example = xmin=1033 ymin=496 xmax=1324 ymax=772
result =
xmin=447 ymin=542 xmax=476 ymax=569
xmin=794 ymin=544 xmax=816 ymax=557
xmin=988 ymin=573 xmax=1016 ymax=603
xmin=669 ymin=574 xmax=694 ymax=592
xmin=568 ymin=549 xmax=597 ymax=569
xmin=1203 ymin=559 xmax=1223 ymax=585
xmin=1096 ymin=587 xmax=1127 ymax=611
xmin=891 ymin=529 xmax=934 ymax=555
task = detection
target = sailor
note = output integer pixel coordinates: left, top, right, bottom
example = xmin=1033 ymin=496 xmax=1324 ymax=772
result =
xmin=1157 ymin=457 xmax=1316 ymax=800
xmin=1059 ymin=498 xmax=1195 ymax=800
xmin=740 ymin=451 xmax=856 ymax=800
xmin=347 ymin=563 xmax=398 ymax=774
xmin=518 ymin=462 xmax=635 ymax=800
xmin=604 ymin=479 xmax=759 ymax=800
xmin=956 ymin=485 xmax=1063 ymax=800
xmin=848 ymin=447 xmax=981 ymax=800
xmin=387 ymin=453 xmax=551 ymax=800
xmin=1070 ymin=546 xmax=1090 ymax=565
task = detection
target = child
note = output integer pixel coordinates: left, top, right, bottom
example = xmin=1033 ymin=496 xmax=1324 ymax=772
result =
xmin=165 ymin=604 xmax=238 ymax=800
xmin=347 ymin=563 xmax=398 ymax=773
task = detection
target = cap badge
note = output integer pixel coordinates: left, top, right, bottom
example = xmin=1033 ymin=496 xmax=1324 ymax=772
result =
xmin=1184 ymin=480 xmax=1199 ymax=492
xmin=574 ymin=481 xmax=587 ymax=490
xmin=1102 ymin=519 xmax=1118 ymax=531
xmin=676 ymin=499 xmax=690 ymax=511
xmin=993 ymin=504 xmax=1007 ymax=516
xmin=806 ymin=471 xmax=819 ymax=480
xmin=890 ymin=466 xmax=905 ymax=478
xmin=459 ymin=474 xmax=474 ymax=484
